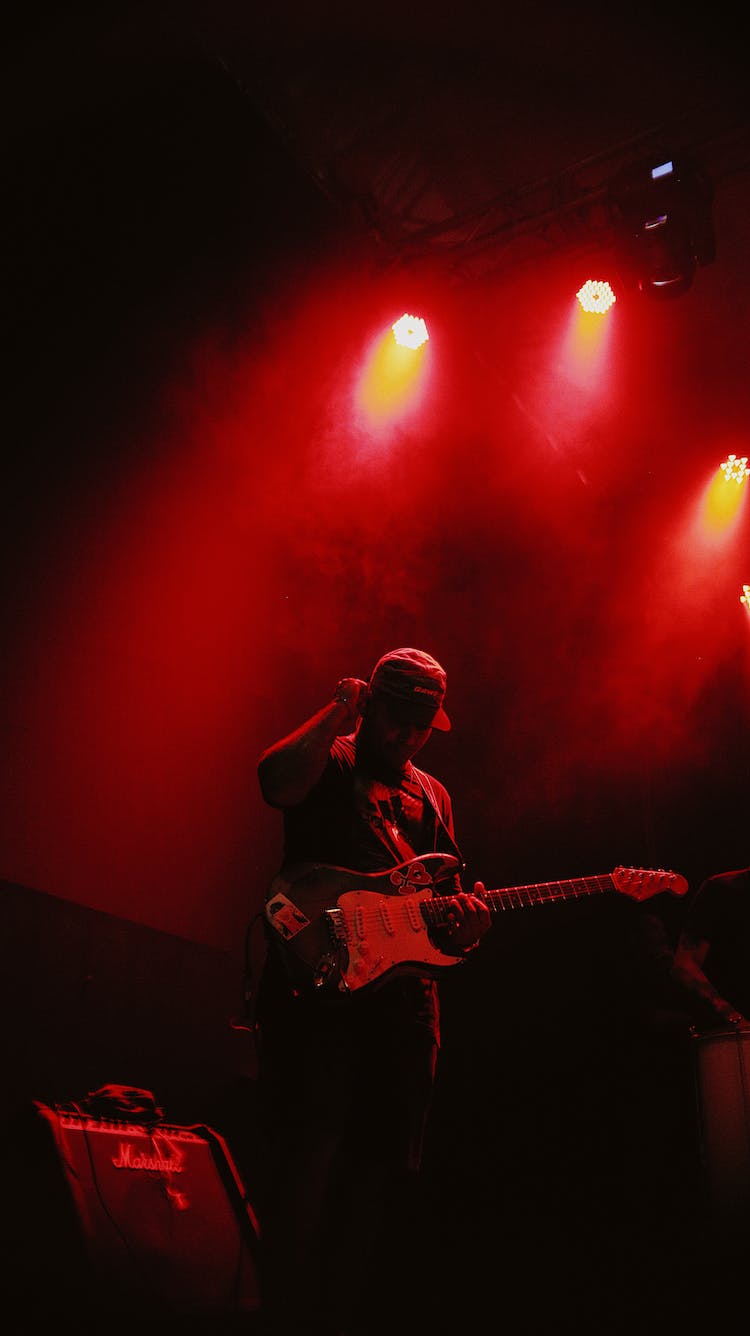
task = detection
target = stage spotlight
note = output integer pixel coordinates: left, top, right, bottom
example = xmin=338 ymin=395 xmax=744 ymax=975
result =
xmin=720 ymin=454 xmax=750 ymax=484
xmin=359 ymin=316 xmax=430 ymax=420
xmin=609 ymin=153 xmax=715 ymax=298
xmin=576 ymin=280 xmax=616 ymax=314
xmin=392 ymin=314 xmax=429 ymax=349
xmin=742 ymin=585 xmax=750 ymax=612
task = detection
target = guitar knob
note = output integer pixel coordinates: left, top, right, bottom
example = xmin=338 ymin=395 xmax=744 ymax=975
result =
xmin=313 ymin=959 xmax=332 ymax=987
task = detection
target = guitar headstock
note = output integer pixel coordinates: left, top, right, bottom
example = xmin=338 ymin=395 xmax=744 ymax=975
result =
xmin=612 ymin=867 xmax=689 ymax=901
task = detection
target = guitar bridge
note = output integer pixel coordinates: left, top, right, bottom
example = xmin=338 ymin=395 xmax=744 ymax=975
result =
xmin=308 ymin=909 xmax=348 ymax=991
xmin=325 ymin=908 xmax=347 ymax=943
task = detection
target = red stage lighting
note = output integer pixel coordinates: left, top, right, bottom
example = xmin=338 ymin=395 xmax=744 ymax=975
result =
xmin=720 ymin=454 xmax=750 ymax=485
xmin=703 ymin=456 xmax=749 ymax=533
xmin=391 ymin=314 xmax=429 ymax=349
xmin=358 ymin=316 xmax=430 ymax=421
xmin=576 ymin=280 xmax=616 ymax=314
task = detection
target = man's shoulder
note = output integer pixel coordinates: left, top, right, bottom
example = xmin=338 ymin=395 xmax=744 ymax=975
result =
xmin=701 ymin=865 xmax=750 ymax=887
xmin=696 ymin=866 xmax=750 ymax=898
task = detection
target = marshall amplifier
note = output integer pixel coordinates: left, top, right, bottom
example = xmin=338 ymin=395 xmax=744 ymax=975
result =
xmin=5 ymin=1100 xmax=261 ymax=1321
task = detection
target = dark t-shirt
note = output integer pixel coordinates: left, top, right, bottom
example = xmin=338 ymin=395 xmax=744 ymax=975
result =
xmin=683 ymin=867 xmax=750 ymax=1020
xmin=259 ymin=734 xmax=464 ymax=1040
xmin=280 ymin=734 xmax=461 ymax=872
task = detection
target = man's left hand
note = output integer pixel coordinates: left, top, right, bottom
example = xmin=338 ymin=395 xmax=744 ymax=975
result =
xmin=445 ymin=882 xmax=492 ymax=952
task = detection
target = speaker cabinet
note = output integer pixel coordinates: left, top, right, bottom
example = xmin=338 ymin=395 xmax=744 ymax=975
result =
xmin=4 ymin=1101 xmax=261 ymax=1322
xmin=693 ymin=1028 xmax=750 ymax=1228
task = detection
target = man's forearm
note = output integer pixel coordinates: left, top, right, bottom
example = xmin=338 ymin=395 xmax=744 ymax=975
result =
xmin=258 ymin=676 xmax=369 ymax=808
xmin=258 ymin=699 xmax=351 ymax=807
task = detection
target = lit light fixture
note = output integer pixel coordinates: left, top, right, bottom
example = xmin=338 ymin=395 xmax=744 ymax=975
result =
xmin=392 ymin=314 xmax=429 ymax=349
xmin=609 ymin=153 xmax=715 ymax=298
xmin=741 ymin=585 xmax=750 ymax=611
xmin=720 ymin=454 xmax=750 ymax=484
xmin=576 ymin=280 xmax=616 ymax=314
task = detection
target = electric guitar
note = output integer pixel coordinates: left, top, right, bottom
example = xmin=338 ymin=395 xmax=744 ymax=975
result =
xmin=264 ymin=853 xmax=688 ymax=995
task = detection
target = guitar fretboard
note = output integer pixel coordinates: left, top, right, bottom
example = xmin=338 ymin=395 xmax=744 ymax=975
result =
xmin=421 ymin=875 xmax=616 ymax=926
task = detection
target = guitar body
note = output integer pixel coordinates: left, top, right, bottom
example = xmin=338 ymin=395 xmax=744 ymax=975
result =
xmin=264 ymin=854 xmax=689 ymax=996
xmin=265 ymin=853 xmax=462 ymax=995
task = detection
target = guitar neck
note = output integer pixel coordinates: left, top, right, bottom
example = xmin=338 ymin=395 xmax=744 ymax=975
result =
xmin=423 ymin=874 xmax=618 ymax=927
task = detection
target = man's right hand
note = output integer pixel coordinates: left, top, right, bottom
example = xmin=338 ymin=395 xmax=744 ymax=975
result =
xmin=333 ymin=677 xmax=369 ymax=731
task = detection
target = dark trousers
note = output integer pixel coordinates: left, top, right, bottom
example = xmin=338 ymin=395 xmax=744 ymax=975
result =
xmin=255 ymin=979 xmax=438 ymax=1334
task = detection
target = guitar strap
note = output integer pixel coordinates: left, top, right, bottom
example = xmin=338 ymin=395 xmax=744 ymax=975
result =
xmin=412 ymin=766 xmax=464 ymax=869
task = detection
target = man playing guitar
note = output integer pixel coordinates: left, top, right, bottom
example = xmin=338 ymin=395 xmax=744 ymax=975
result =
xmin=254 ymin=647 xmax=490 ymax=1336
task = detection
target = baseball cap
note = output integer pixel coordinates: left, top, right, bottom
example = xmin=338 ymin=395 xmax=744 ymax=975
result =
xmin=368 ymin=647 xmax=451 ymax=732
